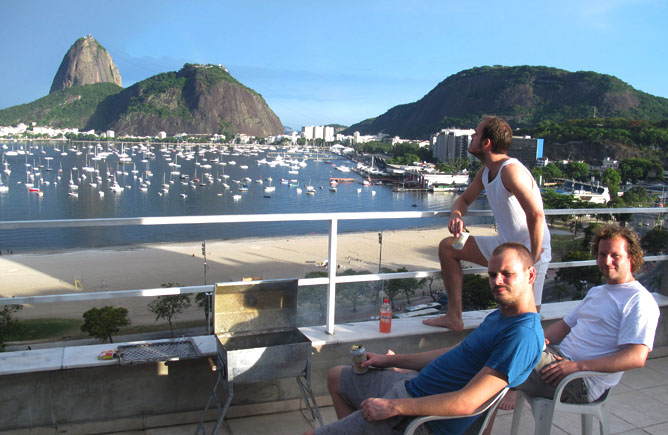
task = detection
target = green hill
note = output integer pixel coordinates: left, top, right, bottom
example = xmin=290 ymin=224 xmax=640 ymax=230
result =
xmin=0 ymin=83 xmax=122 ymax=128
xmin=86 ymin=63 xmax=283 ymax=137
xmin=343 ymin=66 xmax=668 ymax=138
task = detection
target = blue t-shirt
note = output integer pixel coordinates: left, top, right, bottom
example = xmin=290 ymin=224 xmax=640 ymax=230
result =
xmin=406 ymin=310 xmax=543 ymax=434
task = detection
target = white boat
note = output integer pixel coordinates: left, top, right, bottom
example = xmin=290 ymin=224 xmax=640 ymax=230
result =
xmin=232 ymin=194 xmax=242 ymax=201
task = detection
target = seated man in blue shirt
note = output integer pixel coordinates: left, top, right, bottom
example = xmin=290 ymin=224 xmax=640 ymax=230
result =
xmin=305 ymin=242 xmax=544 ymax=435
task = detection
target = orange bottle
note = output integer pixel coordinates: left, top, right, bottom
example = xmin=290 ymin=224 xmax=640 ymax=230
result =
xmin=379 ymin=298 xmax=392 ymax=333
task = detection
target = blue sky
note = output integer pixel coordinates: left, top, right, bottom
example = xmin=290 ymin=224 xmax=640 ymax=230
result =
xmin=1 ymin=0 xmax=667 ymax=130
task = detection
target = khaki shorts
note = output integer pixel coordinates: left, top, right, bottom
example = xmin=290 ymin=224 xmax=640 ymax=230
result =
xmin=517 ymin=345 xmax=589 ymax=404
xmin=474 ymin=235 xmax=550 ymax=305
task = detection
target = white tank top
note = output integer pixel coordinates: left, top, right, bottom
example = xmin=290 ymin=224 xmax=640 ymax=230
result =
xmin=482 ymin=158 xmax=551 ymax=260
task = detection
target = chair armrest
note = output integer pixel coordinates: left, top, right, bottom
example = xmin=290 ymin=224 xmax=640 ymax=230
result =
xmin=403 ymin=387 xmax=509 ymax=435
xmin=553 ymin=371 xmax=613 ymax=402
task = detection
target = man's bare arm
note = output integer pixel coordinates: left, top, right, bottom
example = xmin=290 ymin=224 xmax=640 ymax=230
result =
xmin=360 ymin=366 xmax=508 ymax=420
xmin=363 ymin=346 xmax=453 ymax=372
xmin=541 ymin=344 xmax=650 ymax=386
xmin=544 ymin=319 xmax=571 ymax=345
xmin=449 ymin=169 xmax=485 ymax=237
xmin=501 ymin=163 xmax=546 ymax=264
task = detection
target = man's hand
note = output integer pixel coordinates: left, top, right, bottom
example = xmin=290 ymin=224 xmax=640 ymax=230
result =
xmin=361 ymin=397 xmax=398 ymax=421
xmin=540 ymin=355 xmax=580 ymax=386
xmin=449 ymin=212 xmax=464 ymax=238
xmin=362 ymin=352 xmax=392 ymax=369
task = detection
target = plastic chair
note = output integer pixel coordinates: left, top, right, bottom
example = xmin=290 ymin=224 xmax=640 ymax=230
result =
xmin=510 ymin=371 xmax=614 ymax=435
xmin=404 ymin=387 xmax=509 ymax=435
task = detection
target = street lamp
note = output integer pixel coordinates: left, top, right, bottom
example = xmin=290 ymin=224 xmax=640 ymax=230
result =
xmin=377 ymin=232 xmax=384 ymax=309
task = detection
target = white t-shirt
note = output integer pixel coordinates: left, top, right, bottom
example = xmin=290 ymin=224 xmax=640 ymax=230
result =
xmin=560 ymin=281 xmax=660 ymax=401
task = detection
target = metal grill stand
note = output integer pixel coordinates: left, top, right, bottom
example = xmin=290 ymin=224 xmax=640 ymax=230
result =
xmin=197 ymin=279 xmax=323 ymax=434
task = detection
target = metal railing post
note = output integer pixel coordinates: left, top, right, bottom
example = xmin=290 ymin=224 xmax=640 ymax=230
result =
xmin=326 ymin=218 xmax=338 ymax=334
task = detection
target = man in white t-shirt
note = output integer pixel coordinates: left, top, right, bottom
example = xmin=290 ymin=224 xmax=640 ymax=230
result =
xmin=517 ymin=223 xmax=660 ymax=403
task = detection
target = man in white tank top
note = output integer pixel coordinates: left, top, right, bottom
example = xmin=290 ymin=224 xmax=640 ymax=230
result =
xmin=424 ymin=116 xmax=551 ymax=331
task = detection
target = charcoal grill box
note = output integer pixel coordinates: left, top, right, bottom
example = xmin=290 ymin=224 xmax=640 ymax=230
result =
xmin=213 ymin=279 xmax=312 ymax=383
xmin=197 ymin=279 xmax=322 ymax=434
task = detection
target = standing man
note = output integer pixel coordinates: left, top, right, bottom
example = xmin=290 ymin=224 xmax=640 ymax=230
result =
xmin=304 ymin=243 xmax=544 ymax=435
xmin=514 ymin=223 xmax=659 ymax=404
xmin=424 ymin=116 xmax=551 ymax=331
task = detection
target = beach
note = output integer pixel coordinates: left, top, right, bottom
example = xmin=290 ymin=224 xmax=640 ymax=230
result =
xmin=1 ymin=225 xmax=499 ymax=324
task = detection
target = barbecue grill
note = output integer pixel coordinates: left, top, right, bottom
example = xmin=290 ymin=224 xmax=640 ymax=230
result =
xmin=197 ymin=279 xmax=323 ymax=434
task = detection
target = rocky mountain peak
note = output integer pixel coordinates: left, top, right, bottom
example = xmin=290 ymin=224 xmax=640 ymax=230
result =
xmin=50 ymin=35 xmax=122 ymax=93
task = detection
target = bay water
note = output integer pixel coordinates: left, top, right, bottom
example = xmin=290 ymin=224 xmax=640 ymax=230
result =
xmin=0 ymin=141 xmax=491 ymax=252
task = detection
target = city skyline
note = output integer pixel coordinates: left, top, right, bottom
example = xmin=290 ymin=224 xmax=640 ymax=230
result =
xmin=1 ymin=0 xmax=667 ymax=130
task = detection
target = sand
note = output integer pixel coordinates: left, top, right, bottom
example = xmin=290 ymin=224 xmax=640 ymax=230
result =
xmin=0 ymin=225 xmax=498 ymax=324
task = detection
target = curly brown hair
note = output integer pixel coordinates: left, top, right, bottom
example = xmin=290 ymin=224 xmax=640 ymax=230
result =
xmin=591 ymin=223 xmax=644 ymax=274
xmin=481 ymin=116 xmax=513 ymax=154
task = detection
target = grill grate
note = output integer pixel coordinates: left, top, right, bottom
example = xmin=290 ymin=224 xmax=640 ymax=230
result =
xmin=118 ymin=339 xmax=199 ymax=365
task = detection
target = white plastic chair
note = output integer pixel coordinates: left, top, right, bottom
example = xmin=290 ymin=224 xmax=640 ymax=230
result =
xmin=510 ymin=371 xmax=615 ymax=435
xmin=404 ymin=387 xmax=509 ymax=435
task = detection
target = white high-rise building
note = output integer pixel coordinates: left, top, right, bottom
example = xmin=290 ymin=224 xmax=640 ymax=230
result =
xmin=302 ymin=125 xmax=335 ymax=142
xmin=431 ymin=128 xmax=474 ymax=163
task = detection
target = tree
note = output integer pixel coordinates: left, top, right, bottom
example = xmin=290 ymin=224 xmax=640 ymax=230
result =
xmin=556 ymin=251 xmax=603 ymax=299
xmin=601 ymin=168 xmax=621 ymax=200
xmin=148 ymin=294 xmax=192 ymax=337
xmin=299 ymin=271 xmax=329 ymax=323
xmin=380 ymin=268 xmax=402 ymax=309
xmin=561 ymin=162 xmax=590 ymax=181
xmin=81 ymin=306 xmax=130 ymax=343
xmin=337 ymin=269 xmax=373 ymax=313
xmin=381 ymin=267 xmax=424 ymax=309
xmin=622 ymin=187 xmax=654 ymax=207
xmin=642 ymin=227 xmax=668 ymax=254
xmin=582 ymin=222 xmax=602 ymax=250
xmin=0 ymin=304 xmax=23 ymax=350
xmin=462 ymin=274 xmax=496 ymax=310
xmin=195 ymin=292 xmax=212 ymax=332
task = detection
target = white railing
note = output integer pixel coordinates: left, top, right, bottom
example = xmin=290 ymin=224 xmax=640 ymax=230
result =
xmin=1 ymin=208 xmax=666 ymax=335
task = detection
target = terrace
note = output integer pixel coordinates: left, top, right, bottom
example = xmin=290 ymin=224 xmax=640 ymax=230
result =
xmin=1 ymin=208 xmax=667 ymax=434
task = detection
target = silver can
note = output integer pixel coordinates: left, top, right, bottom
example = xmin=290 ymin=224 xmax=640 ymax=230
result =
xmin=453 ymin=231 xmax=469 ymax=250
xmin=351 ymin=344 xmax=368 ymax=374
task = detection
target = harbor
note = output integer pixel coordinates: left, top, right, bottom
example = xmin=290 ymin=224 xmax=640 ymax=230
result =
xmin=0 ymin=140 xmax=488 ymax=252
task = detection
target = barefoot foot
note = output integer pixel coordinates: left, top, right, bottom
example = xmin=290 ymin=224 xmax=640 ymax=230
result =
xmin=422 ymin=314 xmax=464 ymax=331
xmin=498 ymin=389 xmax=517 ymax=411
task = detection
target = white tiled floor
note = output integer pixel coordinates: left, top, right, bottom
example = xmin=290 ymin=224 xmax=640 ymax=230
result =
xmin=111 ymin=356 xmax=668 ymax=435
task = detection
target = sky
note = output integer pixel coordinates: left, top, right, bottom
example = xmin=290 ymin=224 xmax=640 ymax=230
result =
xmin=1 ymin=0 xmax=667 ymax=130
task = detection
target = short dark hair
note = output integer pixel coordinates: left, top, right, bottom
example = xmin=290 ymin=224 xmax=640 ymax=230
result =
xmin=491 ymin=242 xmax=533 ymax=268
xmin=591 ymin=223 xmax=644 ymax=274
xmin=481 ymin=116 xmax=512 ymax=154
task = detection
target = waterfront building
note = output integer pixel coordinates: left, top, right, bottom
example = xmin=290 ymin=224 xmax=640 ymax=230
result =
xmin=431 ymin=128 xmax=474 ymax=163
xmin=508 ymin=135 xmax=544 ymax=168
xmin=302 ymin=125 xmax=335 ymax=142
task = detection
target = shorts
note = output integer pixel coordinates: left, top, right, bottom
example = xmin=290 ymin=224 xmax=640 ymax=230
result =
xmin=474 ymin=235 xmax=550 ymax=305
xmin=516 ymin=345 xmax=589 ymax=404
xmin=314 ymin=367 xmax=428 ymax=435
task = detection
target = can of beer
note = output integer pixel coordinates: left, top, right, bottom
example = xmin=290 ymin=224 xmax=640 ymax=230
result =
xmin=453 ymin=230 xmax=469 ymax=250
xmin=351 ymin=344 xmax=368 ymax=374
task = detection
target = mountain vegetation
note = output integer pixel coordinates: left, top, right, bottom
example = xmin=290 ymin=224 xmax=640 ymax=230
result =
xmin=343 ymin=66 xmax=668 ymax=139
xmin=86 ymin=63 xmax=283 ymax=137
xmin=0 ymin=82 xmax=123 ymax=128
xmin=518 ymin=118 xmax=668 ymax=164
